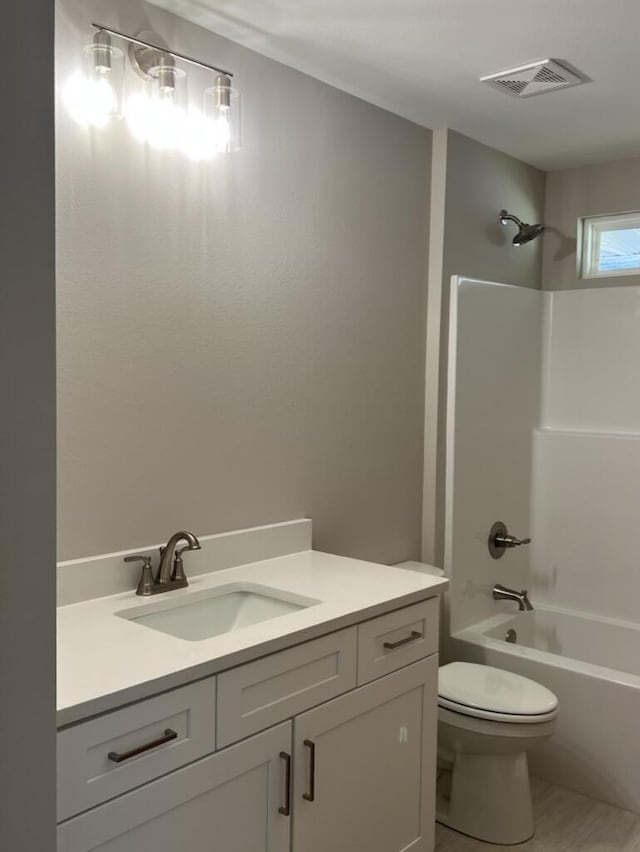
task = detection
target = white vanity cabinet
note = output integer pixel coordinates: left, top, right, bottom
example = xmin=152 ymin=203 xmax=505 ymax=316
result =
xmin=58 ymin=598 xmax=440 ymax=852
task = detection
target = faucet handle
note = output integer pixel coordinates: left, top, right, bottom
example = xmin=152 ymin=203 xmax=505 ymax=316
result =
xmin=488 ymin=521 xmax=531 ymax=559
xmin=124 ymin=554 xmax=153 ymax=565
xmin=498 ymin=535 xmax=531 ymax=548
xmin=171 ymin=545 xmax=193 ymax=584
xmin=124 ymin=554 xmax=155 ymax=596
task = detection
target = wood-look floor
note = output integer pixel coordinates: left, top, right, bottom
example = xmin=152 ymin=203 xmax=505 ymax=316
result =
xmin=436 ymin=778 xmax=640 ymax=851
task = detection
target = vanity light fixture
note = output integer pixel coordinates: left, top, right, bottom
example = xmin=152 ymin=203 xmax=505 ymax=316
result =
xmin=65 ymin=23 xmax=240 ymax=160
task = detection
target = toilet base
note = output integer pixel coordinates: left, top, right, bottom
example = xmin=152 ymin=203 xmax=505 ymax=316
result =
xmin=436 ymin=751 xmax=534 ymax=845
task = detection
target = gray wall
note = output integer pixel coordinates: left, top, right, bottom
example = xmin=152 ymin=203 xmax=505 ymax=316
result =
xmin=1 ymin=2 xmax=56 ymax=849
xmin=57 ymin=0 xmax=432 ymax=563
xmin=442 ymin=131 xmax=545 ymax=293
xmin=431 ymin=131 xmax=545 ymax=565
xmin=543 ymin=155 xmax=640 ymax=290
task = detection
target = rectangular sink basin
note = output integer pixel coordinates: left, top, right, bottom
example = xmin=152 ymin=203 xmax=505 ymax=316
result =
xmin=117 ymin=583 xmax=320 ymax=642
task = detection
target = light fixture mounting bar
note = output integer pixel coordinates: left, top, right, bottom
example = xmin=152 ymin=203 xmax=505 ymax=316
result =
xmin=90 ymin=23 xmax=234 ymax=78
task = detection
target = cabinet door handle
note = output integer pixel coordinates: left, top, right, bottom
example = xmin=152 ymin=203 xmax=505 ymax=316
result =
xmin=279 ymin=751 xmax=292 ymax=816
xmin=108 ymin=728 xmax=178 ymax=763
xmin=302 ymin=739 xmax=316 ymax=802
xmin=383 ymin=630 xmax=423 ymax=650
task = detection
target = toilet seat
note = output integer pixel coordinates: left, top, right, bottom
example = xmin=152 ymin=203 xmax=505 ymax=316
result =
xmin=439 ymin=697 xmax=558 ymax=724
xmin=438 ymin=662 xmax=558 ymax=724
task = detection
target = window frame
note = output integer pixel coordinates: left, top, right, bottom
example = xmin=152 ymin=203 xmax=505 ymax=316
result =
xmin=580 ymin=211 xmax=640 ymax=279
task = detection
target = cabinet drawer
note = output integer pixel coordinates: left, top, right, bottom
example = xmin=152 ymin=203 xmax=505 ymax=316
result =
xmin=217 ymin=627 xmax=357 ymax=747
xmin=57 ymin=677 xmax=216 ymax=822
xmin=357 ymin=598 xmax=438 ymax=685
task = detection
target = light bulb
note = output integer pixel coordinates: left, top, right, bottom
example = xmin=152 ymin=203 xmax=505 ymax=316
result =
xmin=147 ymin=95 xmax=187 ymax=151
xmin=126 ymin=57 xmax=188 ymax=151
xmin=211 ymin=111 xmax=232 ymax=153
xmin=64 ymin=32 xmax=123 ymax=128
xmin=127 ymin=91 xmax=187 ymax=151
xmin=64 ymin=71 xmax=117 ymax=129
xmin=180 ymin=107 xmax=232 ymax=162
xmin=204 ymin=75 xmax=240 ymax=154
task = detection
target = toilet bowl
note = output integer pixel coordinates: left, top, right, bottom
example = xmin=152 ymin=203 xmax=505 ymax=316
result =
xmin=436 ymin=662 xmax=558 ymax=845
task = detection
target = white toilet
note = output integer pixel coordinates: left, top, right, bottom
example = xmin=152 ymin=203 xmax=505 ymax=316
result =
xmin=436 ymin=662 xmax=558 ymax=845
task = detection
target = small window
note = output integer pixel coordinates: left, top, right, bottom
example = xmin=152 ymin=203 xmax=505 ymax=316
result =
xmin=580 ymin=211 xmax=640 ymax=279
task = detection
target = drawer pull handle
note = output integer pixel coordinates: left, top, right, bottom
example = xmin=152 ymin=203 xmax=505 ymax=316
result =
xmin=383 ymin=630 xmax=423 ymax=650
xmin=108 ymin=728 xmax=178 ymax=763
xmin=302 ymin=739 xmax=316 ymax=802
xmin=279 ymin=751 xmax=292 ymax=816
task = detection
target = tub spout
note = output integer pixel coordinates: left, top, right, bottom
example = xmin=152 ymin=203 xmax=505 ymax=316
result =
xmin=493 ymin=584 xmax=534 ymax=612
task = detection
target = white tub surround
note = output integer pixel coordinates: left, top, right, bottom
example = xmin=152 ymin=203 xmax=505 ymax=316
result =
xmin=449 ymin=606 xmax=640 ymax=814
xmin=58 ymin=522 xmax=447 ymax=726
xmin=533 ymin=286 xmax=640 ymax=624
xmin=541 ymin=286 xmax=640 ymax=434
xmin=445 ymin=277 xmax=542 ymax=635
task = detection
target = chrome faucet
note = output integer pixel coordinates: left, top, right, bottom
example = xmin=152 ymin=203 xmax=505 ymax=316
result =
xmin=125 ymin=530 xmax=201 ymax=596
xmin=492 ymin=584 xmax=534 ymax=612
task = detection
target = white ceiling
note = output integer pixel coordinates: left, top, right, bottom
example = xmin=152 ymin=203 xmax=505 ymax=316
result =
xmin=150 ymin=0 xmax=640 ymax=170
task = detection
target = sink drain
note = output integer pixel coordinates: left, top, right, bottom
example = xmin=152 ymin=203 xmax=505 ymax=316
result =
xmin=505 ymin=629 xmax=518 ymax=644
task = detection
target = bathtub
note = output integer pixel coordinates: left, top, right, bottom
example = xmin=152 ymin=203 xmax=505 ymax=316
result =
xmin=448 ymin=605 xmax=640 ymax=814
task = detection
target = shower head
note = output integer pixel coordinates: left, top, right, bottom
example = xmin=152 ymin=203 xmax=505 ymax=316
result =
xmin=499 ymin=209 xmax=545 ymax=246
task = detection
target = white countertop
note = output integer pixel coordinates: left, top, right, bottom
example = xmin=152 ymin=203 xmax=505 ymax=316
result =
xmin=57 ymin=549 xmax=447 ymax=727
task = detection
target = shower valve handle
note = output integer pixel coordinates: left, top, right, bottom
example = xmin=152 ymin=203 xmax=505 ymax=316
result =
xmin=488 ymin=521 xmax=531 ymax=559
xmin=495 ymin=534 xmax=531 ymax=548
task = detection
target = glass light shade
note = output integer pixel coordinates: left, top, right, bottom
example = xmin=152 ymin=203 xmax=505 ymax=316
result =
xmin=127 ymin=57 xmax=187 ymax=151
xmin=204 ymin=76 xmax=241 ymax=153
xmin=63 ymin=35 xmax=124 ymax=128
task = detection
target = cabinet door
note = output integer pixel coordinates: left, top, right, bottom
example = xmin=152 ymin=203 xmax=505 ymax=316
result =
xmin=58 ymin=722 xmax=292 ymax=852
xmin=293 ymin=656 xmax=438 ymax=852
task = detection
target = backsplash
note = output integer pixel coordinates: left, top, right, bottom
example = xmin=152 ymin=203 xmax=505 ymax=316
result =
xmin=57 ymin=519 xmax=312 ymax=605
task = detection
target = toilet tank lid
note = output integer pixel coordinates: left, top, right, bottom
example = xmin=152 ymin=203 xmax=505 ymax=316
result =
xmin=439 ymin=662 xmax=558 ymax=716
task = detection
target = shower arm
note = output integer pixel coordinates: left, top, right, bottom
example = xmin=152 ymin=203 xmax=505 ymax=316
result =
xmin=499 ymin=210 xmax=524 ymax=228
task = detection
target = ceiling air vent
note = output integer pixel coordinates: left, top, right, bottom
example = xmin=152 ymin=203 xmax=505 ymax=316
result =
xmin=480 ymin=59 xmax=587 ymax=98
